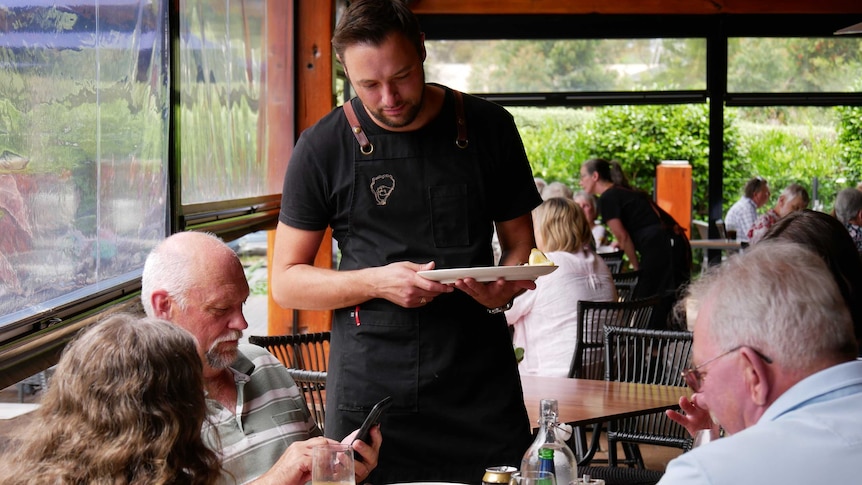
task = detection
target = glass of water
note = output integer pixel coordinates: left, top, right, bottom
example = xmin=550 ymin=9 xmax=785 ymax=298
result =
xmin=510 ymin=471 xmax=556 ymax=485
xmin=312 ymin=443 xmax=355 ymax=485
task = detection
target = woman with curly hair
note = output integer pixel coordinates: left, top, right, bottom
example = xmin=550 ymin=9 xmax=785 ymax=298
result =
xmin=0 ymin=313 xmax=223 ymax=484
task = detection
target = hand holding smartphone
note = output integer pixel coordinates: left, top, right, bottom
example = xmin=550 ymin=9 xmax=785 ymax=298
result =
xmin=353 ymin=396 xmax=391 ymax=446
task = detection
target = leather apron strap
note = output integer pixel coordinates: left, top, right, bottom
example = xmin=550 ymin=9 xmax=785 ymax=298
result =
xmin=342 ymin=90 xmax=469 ymax=155
xmin=452 ymin=90 xmax=468 ymax=148
xmin=342 ymin=99 xmax=373 ymax=155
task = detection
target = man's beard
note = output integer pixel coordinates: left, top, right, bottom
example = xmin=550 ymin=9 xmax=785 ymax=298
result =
xmin=206 ymin=330 xmax=243 ymax=369
xmin=367 ymin=71 xmax=426 ymax=129
xmin=369 ymin=97 xmax=423 ymax=129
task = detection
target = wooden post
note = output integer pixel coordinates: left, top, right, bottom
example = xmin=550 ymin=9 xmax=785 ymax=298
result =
xmin=267 ymin=0 xmax=335 ymax=335
xmin=655 ymin=161 xmax=692 ymax=238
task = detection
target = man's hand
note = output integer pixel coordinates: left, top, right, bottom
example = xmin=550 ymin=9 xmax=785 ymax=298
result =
xmin=252 ymin=436 xmax=336 ymax=485
xmin=370 ymin=261 xmax=453 ymax=308
xmin=453 ymin=277 xmax=536 ymax=310
xmin=342 ymin=425 xmax=383 ymax=483
xmin=666 ymin=394 xmax=715 ymax=438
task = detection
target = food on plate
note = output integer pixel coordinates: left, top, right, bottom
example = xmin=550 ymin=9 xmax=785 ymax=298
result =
xmin=527 ymin=248 xmax=555 ymax=266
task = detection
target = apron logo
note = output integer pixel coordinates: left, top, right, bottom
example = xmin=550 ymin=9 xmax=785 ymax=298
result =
xmin=370 ymin=174 xmax=396 ymax=206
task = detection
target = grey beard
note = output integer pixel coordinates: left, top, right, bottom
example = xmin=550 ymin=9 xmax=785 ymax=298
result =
xmin=206 ymin=348 xmax=235 ymax=369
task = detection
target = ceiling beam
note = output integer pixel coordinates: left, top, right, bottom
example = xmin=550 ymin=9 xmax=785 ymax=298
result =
xmin=408 ymin=0 xmax=862 ymax=15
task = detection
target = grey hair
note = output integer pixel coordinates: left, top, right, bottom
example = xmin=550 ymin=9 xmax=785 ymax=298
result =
xmin=541 ymin=181 xmax=574 ymax=200
xmin=834 ymin=188 xmax=862 ymax=225
xmin=574 ymin=190 xmax=598 ymax=213
xmin=685 ymin=241 xmax=857 ymax=370
xmin=141 ymin=232 xmax=237 ymax=317
xmin=780 ymin=183 xmax=810 ymax=207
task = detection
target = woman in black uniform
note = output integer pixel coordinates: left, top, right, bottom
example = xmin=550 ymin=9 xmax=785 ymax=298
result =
xmin=579 ymin=158 xmax=689 ymax=303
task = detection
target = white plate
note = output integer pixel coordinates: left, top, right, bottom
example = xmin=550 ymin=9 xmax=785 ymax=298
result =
xmin=418 ymin=265 xmax=557 ymax=284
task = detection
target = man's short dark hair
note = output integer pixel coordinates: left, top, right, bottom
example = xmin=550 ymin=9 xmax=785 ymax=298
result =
xmin=332 ymin=0 xmax=423 ymax=62
xmin=743 ymin=176 xmax=767 ymax=198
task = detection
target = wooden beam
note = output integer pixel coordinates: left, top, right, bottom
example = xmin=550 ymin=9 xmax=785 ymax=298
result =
xmin=268 ymin=0 xmax=335 ymax=336
xmin=408 ymin=0 xmax=862 ymax=15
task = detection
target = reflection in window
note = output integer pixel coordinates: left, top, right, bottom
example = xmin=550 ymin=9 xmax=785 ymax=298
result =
xmin=0 ymin=2 xmax=168 ymax=329
xmin=425 ymin=39 xmax=706 ymax=93
xmin=178 ymin=0 xmax=271 ymax=204
xmin=728 ymin=38 xmax=862 ymax=93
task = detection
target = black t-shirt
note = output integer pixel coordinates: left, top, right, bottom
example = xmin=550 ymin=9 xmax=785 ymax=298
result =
xmin=279 ymin=84 xmax=541 ymax=266
xmin=598 ymin=185 xmax=662 ymax=246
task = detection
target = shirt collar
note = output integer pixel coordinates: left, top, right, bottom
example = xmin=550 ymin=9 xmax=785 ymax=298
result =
xmin=760 ymin=360 xmax=862 ymax=424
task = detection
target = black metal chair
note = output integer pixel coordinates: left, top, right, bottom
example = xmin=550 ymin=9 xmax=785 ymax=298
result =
xmin=603 ymin=325 xmax=694 ymax=468
xmin=286 ymin=368 xmax=327 ymax=431
xmin=249 ymin=332 xmax=332 ymax=431
xmin=566 ymin=297 xmax=663 ymax=463
xmin=611 ymin=271 xmax=640 ymax=302
xmin=568 ymin=297 xmax=663 ymax=380
xmin=599 ymin=251 xmax=625 ymax=274
xmin=577 ymin=466 xmax=664 ymax=485
xmin=248 ymin=331 xmax=331 ymax=372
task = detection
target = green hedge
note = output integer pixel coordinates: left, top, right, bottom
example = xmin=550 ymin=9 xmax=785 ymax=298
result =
xmin=511 ymin=104 xmax=862 ymax=219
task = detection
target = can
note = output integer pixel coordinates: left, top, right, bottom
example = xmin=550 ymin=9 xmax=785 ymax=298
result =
xmin=483 ymin=465 xmax=517 ymax=485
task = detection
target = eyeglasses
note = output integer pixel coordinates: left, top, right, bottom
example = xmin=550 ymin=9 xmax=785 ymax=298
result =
xmin=681 ymin=346 xmax=773 ymax=392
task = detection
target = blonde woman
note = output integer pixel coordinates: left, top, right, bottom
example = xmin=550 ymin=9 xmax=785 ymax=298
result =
xmin=0 ymin=314 xmax=222 ymax=484
xmin=506 ymin=197 xmax=617 ymax=377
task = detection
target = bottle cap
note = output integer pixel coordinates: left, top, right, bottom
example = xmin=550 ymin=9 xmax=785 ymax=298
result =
xmin=540 ymin=399 xmax=559 ymax=418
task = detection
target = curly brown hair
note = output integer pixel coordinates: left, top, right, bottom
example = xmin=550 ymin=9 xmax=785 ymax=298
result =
xmin=0 ymin=314 xmax=222 ymax=484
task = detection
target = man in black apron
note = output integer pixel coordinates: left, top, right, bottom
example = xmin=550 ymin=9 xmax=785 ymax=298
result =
xmin=273 ymin=1 xmax=541 ymax=482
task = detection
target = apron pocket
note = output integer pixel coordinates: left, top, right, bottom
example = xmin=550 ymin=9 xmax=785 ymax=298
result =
xmin=429 ymin=184 xmax=470 ymax=248
xmin=336 ymin=308 xmax=420 ymax=413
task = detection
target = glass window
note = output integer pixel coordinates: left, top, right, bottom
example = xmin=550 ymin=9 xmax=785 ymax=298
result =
xmin=425 ymin=39 xmax=706 ymax=93
xmin=728 ymin=38 xmax=862 ymax=93
xmin=178 ymin=0 xmax=273 ymax=204
xmin=0 ymin=1 xmax=168 ymax=333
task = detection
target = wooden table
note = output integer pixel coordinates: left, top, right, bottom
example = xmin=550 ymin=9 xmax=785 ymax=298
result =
xmin=689 ymin=239 xmax=742 ymax=251
xmin=522 ymin=375 xmax=687 ymax=427
xmin=521 ymin=375 xmax=688 ymax=466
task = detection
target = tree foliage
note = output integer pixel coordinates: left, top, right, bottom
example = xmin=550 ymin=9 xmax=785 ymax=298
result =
xmin=468 ymin=40 xmax=618 ymax=92
xmin=512 ymin=104 xmax=855 ymax=219
xmin=512 ymin=104 xmax=742 ymax=216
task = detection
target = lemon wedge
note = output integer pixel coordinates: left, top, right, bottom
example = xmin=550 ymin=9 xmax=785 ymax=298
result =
xmin=528 ymin=248 xmax=555 ymax=266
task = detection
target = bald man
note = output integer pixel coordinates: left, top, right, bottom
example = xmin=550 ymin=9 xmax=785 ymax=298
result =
xmin=142 ymin=231 xmax=380 ymax=485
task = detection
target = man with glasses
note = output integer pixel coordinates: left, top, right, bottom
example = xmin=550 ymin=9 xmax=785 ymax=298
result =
xmin=660 ymin=241 xmax=861 ymax=484
xmin=724 ymin=176 xmax=770 ymax=242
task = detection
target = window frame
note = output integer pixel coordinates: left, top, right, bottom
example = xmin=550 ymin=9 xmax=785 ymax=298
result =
xmin=0 ymin=0 xmax=290 ymax=389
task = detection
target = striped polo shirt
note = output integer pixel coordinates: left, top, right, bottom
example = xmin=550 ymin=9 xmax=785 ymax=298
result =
xmin=203 ymin=344 xmax=322 ymax=484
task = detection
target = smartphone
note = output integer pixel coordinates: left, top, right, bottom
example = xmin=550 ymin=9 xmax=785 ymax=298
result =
xmin=353 ymin=396 xmax=392 ymax=445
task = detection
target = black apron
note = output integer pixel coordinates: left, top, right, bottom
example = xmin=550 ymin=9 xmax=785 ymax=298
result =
xmin=325 ymin=93 xmax=532 ymax=484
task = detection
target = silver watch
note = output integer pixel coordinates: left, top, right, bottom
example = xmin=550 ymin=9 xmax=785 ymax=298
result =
xmin=487 ymin=300 xmax=514 ymax=314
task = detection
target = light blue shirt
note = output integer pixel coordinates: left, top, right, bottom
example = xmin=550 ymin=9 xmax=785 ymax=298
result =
xmin=659 ymin=360 xmax=862 ymax=484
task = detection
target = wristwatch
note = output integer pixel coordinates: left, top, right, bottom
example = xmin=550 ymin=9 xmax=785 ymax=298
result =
xmin=487 ymin=299 xmax=514 ymax=314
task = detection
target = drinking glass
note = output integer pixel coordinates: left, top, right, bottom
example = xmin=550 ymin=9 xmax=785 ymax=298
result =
xmin=312 ymin=443 xmax=355 ymax=485
xmin=510 ymin=470 xmax=556 ymax=485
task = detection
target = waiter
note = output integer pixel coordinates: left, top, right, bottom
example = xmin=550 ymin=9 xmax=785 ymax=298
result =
xmin=272 ymin=1 xmax=540 ymax=482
